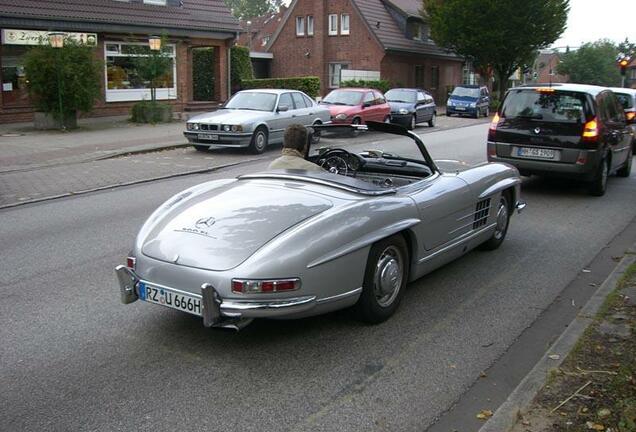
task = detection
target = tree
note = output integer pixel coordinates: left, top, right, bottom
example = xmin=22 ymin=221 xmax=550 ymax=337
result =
xmin=424 ymin=0 xmax=569 ymax=96
xmin=617 ymin=38 xmax=636 ymax=57
xmin=557 ymin=39 xmax=622 ymax=87
xmin=23 ymin=39 xmax=101 ymax=126
xmin=224 ymin=0 xmax=282 ymax=19
xmin=129 ymin=38 xmax=173 ymax=103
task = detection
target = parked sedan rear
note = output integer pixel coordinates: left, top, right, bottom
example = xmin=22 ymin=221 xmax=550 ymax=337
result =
xmin=488 ymin=84 xmax=633 ymax=196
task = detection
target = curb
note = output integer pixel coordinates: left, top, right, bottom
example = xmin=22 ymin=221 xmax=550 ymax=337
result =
xmin=479 ymin=244 xmax=636 ymax=432
xmin=0 ymin=158 xmax=264 ymax=210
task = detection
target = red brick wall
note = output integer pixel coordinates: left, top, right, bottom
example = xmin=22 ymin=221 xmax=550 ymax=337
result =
xmin=0 ymin=32 xmax=230 ymax=124
xmin=269 ymin=0 xmax=384 ymax=96
xmin=381 ymin=53 xmax=462 ymax=103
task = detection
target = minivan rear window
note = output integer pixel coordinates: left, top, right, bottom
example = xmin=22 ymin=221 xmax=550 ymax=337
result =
xmin=501 ymin=90 xmax=592 ymax=123
xmin=615 ymin=93 xmax=634 ymax=109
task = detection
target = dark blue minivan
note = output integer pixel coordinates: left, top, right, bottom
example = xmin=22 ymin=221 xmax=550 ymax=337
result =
xmin=446 ymin=85 xmax=490 ymax=118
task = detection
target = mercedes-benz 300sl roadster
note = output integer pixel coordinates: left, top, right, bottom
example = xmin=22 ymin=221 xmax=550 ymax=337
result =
xmin=116 ymin=122 xmax=525 ymax=330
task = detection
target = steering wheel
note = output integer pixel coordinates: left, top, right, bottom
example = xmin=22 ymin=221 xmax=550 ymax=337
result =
xmin=318 ymin=148 xmax=366 ymax=176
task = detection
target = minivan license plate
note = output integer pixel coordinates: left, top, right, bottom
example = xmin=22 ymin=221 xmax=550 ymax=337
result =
xmin=199 ymin=133 xmax=218 ymax=141
xmin=517 ymin=147 xmax=556 ymax=159
xmin=139 ymin=282 xmax=202 ymax=317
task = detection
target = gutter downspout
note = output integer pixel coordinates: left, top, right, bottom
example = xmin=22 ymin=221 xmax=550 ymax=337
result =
xmin=228 ymin=33 xmax=237 ymax=100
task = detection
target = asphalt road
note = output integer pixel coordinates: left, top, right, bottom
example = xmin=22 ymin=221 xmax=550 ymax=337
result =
xmin=1 ymin=124 xmax=635 ymax=432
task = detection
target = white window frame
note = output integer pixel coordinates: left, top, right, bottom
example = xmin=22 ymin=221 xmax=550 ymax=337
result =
xmin=307 ymin=15 xmax=314 ymax=36
xmin=104 ymin=41 xmax=177 ymax=102
xmin=328 ymin=62 xmax=350 ymax=88
xmin=340 ymin=14 xmax=350 ymax=35
xmin=296 ymin=16 xmax=305 ymax=36
xmin=144 ymin=0 xmax=166 ymax=5
xmin=328 ymin=14 xmax=338 ymax=36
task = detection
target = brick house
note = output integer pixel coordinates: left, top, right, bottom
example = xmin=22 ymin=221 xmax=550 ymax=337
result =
xmin=266 ymin=0 xmax=463 ymax=102
xmin=237 ymin=7 xmax=288 ymax=78
xmin=0 ymin=0 xmax=240 ymax=123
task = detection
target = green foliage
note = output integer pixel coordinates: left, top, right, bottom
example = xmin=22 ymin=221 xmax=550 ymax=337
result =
xmin=557 ymin=40 xmax=622 ymax=87
xmin=224 ymin=0 xmax=282 ymax=19
xmin=240 ymin=77 xmax=321 ymax=98
xmin=230 ymin=46 xmax=254 ymax=90
xmin=340 ymin=79 xmax=391 ymax=93
xmin=424 ymin=0 xmax=569 ymax=95
xmin=193 ymin=48 xmax=216 ymax=101
xmin=130 ymin=100 xmax=172 ymax=124
xmin=618 ymin=38 xmax=636 ymax=57
xmin=23 ymin=40 xmax=101 ymax=121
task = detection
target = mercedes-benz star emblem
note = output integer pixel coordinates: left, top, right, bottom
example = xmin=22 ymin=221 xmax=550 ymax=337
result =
xmin=534 ymin=127 xmax=541 ymax=134
xmin=195 ymin=217 xmax=216 ymax=229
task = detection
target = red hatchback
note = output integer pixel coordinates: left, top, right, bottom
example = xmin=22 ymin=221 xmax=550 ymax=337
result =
xmin=320 ymin=88 xmax=391 ymax=125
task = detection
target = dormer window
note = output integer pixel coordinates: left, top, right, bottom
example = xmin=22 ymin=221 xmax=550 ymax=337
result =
xmin=408 ymin=20 xmax=428 ymax=41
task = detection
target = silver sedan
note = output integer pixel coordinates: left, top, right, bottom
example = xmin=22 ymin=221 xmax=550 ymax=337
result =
xmin=183 ymin=89 xmax=331 ymax=154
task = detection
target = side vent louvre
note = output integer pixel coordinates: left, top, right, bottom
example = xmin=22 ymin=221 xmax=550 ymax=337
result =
xmin=473 ymin=198 xmax=491 ymax=229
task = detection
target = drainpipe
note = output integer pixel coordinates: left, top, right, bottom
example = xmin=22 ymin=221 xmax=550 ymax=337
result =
xmin=227 ymin=33 xmax=237 ymax=100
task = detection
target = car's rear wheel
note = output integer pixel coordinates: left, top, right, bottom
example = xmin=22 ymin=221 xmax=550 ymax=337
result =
xmin=589 ymin=156 xmax=609 ymax=196
xmin=250 ymin=127 xmax=268 ymax=154
xmin=194 ymin=145 xmax=209 ymax=152
xmin=479 ymin=193 xmax=510 ymax=251
xmin=428 ymin=112 xmax=436 ymax=127
xmin=355 ymin=234 xmax=409 ymax=324
xmin=616 ymin=148 xmax=632 ymax=178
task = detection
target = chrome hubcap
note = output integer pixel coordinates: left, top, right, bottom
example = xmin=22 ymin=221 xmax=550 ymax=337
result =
xmin=494 ymin=200 xmax=508 ymax=240
xmin=256 ymin=133 xmax=265 ymax=149
xmin=374 ymin=246 xmax=403 ymax=307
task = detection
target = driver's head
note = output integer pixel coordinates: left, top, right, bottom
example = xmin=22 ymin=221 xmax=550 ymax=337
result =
xmin=283 ymin=124 xmax=308 ymax=154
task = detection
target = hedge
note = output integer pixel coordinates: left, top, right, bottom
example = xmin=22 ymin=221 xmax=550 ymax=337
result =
xmin=340 ymin=79 xmax=391 ymax=93
xmin=241 ymin=76 xmax=321 ymax=98
xmin=230 ymin=46 xmax=254 ymax=90
xmin=193 ymin=47 xmax=216 ymax=101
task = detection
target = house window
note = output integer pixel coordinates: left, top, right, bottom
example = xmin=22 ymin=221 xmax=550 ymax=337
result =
xmin=261 ymin=36 xmax=270 ymax=47
xmin=144 ymin=0 xmax=166 ymax=5
xmin=328 ymin=14 xmax=338 ymax=36
xmin=341 ymin=14 xmax=350 ymax=35
xmin=412 ymin=23 xmax=423 ymax=40
xmin=431 ymin=66 xmax=439 ymax=89
xmin=630 ymin=68 xmax=636 ymax=80
xmin=329 ymin=63 xmax=349 ymax=88
xmin=307 ymin=16 xmax=314 ymax=36
xmin=104 ymin=41 xmax=177 ymax=102
xmin=415 ymin=65 xmax=425 ymax=88
xmin=296 ymin=16 xmax=305 ymax=36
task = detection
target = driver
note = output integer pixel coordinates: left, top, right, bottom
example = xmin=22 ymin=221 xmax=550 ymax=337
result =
xmin=268 ymin=124 xmax=324 ymax=172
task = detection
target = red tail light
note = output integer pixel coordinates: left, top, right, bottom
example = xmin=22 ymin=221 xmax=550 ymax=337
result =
xmin=489 ymin=113 xmax=500 ymax=131
xmin=232 ymin=278 xmax=301 ymax=294
xmin=582 ymin=118 xmax=598 ymax=141
xmin=626 ymin=111 xmax=635 ymax=122
xmin=126 ymin=256 xmax=136 ymax=270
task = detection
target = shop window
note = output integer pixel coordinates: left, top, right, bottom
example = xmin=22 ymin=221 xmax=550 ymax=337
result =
xmin=328 ymin=14 xmax=338 ymax=36
xmin=296 ymin=17 xmax=305 ymax=36
xmin=328 ymin=63 xmax=349 ymax=88
xmin=307 ymin=16 xmax=314 ymax=36
xmin=105 ymin=41 xmax=177 ymax=102
xmin=341 ymin=14 xmax=350 ymax=35
xmin=1 ymin=45 xmax=30 ymax=106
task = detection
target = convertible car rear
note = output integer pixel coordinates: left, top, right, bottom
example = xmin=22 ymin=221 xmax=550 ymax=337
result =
xmin=116 ymin=122 xmax=525 ymax=330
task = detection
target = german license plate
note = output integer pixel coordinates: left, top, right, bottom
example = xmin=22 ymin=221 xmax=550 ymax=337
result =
xmin=138 ymin=282 xmax=202 ymax=317
xmin=199 ymin=133 xmax=218 ymax=141
xmin=455 ymin=106 xmax=465 ymax=111
xmin=517 ymin=147 xmax=556 ymax=159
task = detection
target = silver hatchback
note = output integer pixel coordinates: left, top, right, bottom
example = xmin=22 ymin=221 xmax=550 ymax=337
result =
xmin=183 ymin=89 xmax=331 ymax=154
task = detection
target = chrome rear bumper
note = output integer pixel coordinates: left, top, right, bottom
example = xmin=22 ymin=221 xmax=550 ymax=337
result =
xmin=114 ymin=266 xmax=317 ymax=329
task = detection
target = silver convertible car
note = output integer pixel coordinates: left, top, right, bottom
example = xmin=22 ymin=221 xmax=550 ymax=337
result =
xmin=117 ymin=122 xmax=525 ymax=330
xmin=183 ymin=89 xmax=331 ymax=154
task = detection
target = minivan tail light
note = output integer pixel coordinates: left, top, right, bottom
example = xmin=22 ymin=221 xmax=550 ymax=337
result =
xmin=582 ymin=118 xmax=598 ymax=140
xmin=626 ymin=111 xmax=635 ymax=122
xmin=489 ymin=113 xmax=500 ymax=131
xmin=232 ymin=278 xmax=301 ymax=294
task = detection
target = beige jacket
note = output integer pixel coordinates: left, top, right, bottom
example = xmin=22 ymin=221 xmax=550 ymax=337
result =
xmin=268 ymin=149 xmax=324 ymax=172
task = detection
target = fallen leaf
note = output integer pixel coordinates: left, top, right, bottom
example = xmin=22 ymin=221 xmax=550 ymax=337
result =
xmin=586 ymin=421 xmax=605 ymax=430
xmin=480 ymin=371 xmax=487 ymax=378
xmin=582 ymin=407 xmax=589 ymax=413
xmin=597 ymin=408 xmax=611 ymax=419
xmin=522 ymin=419 xmax=531 ymax=426
xmin=476 ymin=410 xmax=493 ymax=420
xmin=548 ymin=354 xmax=561 ymax=360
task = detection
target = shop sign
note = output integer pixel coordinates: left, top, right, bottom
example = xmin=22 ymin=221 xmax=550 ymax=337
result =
xmin=1 ymin=29 xmax=98 ymax=46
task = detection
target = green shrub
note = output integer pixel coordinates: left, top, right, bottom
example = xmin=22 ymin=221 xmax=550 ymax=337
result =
xmin=193 ymin=48 xmax=216 ymax=101
xmin=231 ymin=46 xmax=254 ymax=91
xmin=241 ymin=76 xmax=321 ymax=98
xmin=340 ymin=79 xmax=391 ymax=93
xmin=23 ymin=39 xmax=102 ymax=124
xmin=489 ymin=97 xmax=501 ymax=111
xmin=131 ymin=100 xmax=172 ymax=124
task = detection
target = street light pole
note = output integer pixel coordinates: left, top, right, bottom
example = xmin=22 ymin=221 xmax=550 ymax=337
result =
xmin=49 ymin=32 xmax=66 ymax=130
xmin=148 ymin=36 xmax=162 ymax=103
